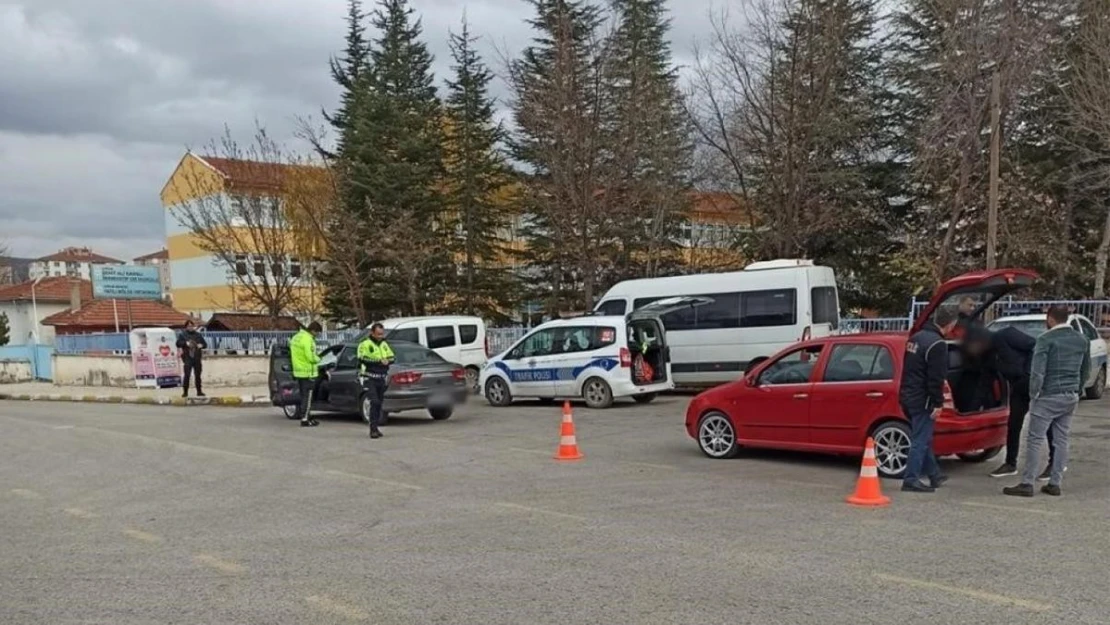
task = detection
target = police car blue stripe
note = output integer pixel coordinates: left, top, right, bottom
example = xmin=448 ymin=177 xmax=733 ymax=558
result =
xmin=491 ymin=357 xmax=619 ymax=383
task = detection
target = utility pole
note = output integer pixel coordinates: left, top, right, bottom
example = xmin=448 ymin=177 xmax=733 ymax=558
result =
xmin=986 ymin=69 xmax=1001 ymax=270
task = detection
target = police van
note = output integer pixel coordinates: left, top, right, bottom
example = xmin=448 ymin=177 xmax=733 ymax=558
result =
xmin=479 ymin=297 xmax=709 ymax=408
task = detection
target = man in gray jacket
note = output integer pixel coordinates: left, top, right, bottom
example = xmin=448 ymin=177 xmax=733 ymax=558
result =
xmin=1004 ymin=306 xmax=1090 ymax=497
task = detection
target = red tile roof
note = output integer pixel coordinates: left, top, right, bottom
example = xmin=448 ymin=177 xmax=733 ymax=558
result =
xmin=134 ymin=249 xmax=169 ymax=262
xmin=198 ymin=155 xmax=304 ymax=192
xmin=206 ymin=313 xmax=302 ymax=332
xmin=42 ymin=300 xmax=194 ymax=328
xmin=35 ymin=247 xmax=123 ymax=264
xmin=0 ymin=277 xmax=92 ymax=303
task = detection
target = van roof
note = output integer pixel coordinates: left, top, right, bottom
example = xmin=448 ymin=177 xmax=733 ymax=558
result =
xmin=537 ymin=315 xmax=626 ymax=328
xmin=599 ymin=262 xmax=832 ymax=297
xmin=377 ymin=315 xmax=484 ymax=327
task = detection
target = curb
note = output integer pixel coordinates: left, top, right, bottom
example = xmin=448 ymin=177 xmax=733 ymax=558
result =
xmin=0 ymin=393 xmax=270 ymax=407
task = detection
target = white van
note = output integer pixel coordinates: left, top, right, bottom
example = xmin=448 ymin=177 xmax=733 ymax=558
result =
xmin=593 ymin=259 xmax=839 ymax=387
xmin=376 ymin=316 xmax=488 ymax=388
xmin=479 ymin=298 xmax=708 ymax=408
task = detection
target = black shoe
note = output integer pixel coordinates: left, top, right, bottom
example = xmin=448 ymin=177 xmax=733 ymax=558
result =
xmin=370 ymin=428 xmax=383 ymax=439
xmin=301 ymin=419 xmax=318 ymax=428
xmin=1037 ymin=466 xmax=1067 ymax=482
xmin=1041 ymin=484 xmax=1061 ymax=497
xmin=901 ymin=481 xmax=936 ymax=493
xmin=930 ymin=474 xmax=949 ymax=488
xmin=182 ymin=392 xmax=188 ymax=398
xmin=990 ymin=463 xmax=1018 ymax=478
xmin=197 ymin=392 xmax=206 ymax=398
xmin=1003 ymin=483 xmax=1034 ymax=497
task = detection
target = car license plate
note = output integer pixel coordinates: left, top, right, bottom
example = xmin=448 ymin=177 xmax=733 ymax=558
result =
xmin=429 ymin=392 xmax=453 ymax=407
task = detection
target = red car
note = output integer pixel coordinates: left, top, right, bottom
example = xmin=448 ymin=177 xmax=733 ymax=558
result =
xmin=685 ymin=269 xmax=1038 ymax=478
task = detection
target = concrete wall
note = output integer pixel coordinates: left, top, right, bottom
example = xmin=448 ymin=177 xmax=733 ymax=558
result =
xmin=0 ymin=301 xmax=68 ymax=345
xmin=52 ymin=354 xmax=269 ymax=388
xmin=0 ymin=359 xmax=33 ymax=383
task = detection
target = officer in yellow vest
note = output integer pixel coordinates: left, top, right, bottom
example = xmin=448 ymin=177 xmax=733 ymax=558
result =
xmin=357 ymin=323 xmax=395 ymax=439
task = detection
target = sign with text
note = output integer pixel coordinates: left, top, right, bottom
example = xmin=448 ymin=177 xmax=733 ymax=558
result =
xmin=129 ymin=328 xmax=181 ymax=388
xmin=92 ymin=265 xmax=162 ymax=300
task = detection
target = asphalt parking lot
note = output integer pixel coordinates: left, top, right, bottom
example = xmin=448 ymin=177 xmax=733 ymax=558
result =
xmin=2 ymin=394 xmax=1108 ymax=624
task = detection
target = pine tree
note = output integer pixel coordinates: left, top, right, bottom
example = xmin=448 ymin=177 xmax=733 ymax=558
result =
xmin=509 ymin=0 xmax=608 ymax=313
xmin=443 ymin=15 xmax=516 ymax=318
xmin=0 ymin=311 xmax=9 ymax=346
xmin=604 ymin=0 xmax=692 ymax=281
xmin=323 ymin=0 xmax=371 ymax=159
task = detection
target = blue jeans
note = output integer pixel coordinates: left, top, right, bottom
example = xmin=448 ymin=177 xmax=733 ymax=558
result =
xmin=903 ymin=409 xmax=940 ymax=485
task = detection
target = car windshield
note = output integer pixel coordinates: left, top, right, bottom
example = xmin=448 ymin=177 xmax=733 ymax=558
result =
xmin=391 ymin=341 xmax=446 ymax=366
xmin=990 ymin=318 xmax=1047 ymax=339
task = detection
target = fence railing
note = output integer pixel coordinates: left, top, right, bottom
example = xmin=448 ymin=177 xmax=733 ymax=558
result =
xmin=487 ymin=327 xmax=528 ymax=355
xmin=911 ymin=299 xmax=1110 ymax=332
xmin=839 ymin=318 xmax=911 ymax=334
xmin=55 ymin=330 xmax=364 ymax=356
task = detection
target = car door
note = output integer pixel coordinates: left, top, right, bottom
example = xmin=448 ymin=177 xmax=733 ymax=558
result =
xmin=808 ymin=343 xmax=899 ymax=449
xmin=1076 ymin=317 xmax=1106 ymax=387
xmin=325 ymin=345 xmax=362 ymax=411
xmin=738 ymin=343 xmax=825 ymax=445
xmin=500 ymin=328 xmax=559 ymax=398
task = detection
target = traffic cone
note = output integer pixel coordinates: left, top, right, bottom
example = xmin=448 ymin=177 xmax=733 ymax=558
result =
xmin=846 ymin=437 xmax=890 ymax=507
xmin=554 ymin=401 xmax=584 ymax=461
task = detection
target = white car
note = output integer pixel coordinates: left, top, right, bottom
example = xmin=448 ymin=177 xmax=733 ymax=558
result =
xmin=373 ymin=316 xmax=488 ymax=389
xmin=988 ymin=313 xmax=1108 ymax=399
xmin=480 ymin=297 xmax=709 ymax=408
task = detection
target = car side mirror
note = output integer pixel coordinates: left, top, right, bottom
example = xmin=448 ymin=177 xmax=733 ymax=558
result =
xmin=745 ymin=374 xmax=758 ymax=387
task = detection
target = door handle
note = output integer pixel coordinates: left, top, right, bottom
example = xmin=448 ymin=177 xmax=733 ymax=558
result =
xmin=865 ymin=391 xmax=884 ymax=398
xmin=793 ymin=393 xmax=808 ymax=399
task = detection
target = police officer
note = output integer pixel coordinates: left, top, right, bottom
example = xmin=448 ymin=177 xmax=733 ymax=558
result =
xmin=290 ymin=321 xmax=323 ymax=427
xmin=899 ymin=306 xmax=959 ymax=493
xmin=358 ymin=323 xmax=395 ymax=439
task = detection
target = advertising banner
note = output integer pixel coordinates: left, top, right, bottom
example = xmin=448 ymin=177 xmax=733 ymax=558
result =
xmin=129 ymin=328 xmax=181 ymax=388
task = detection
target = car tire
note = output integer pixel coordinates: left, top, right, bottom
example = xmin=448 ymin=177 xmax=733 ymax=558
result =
xmin=1085 ymin=366 xmax=1106 ymax=400
xmin=870 ymin=420 xmax=912 ymax=480
xmin=485 ymin=377 xmax=513 ymax=407
xmin=582 ymin=377 xmax=614 ymax=409
xmin=957 ymin=446 xmax=1002 ymax=463
xmin=282 ymin=403 xmax=298 ymax=420
xmin=696 ymin=411 xmax=740 ymax=459
xmin=429 ymin=407 xmax=453 ymax=420
xmin=633 ymin=393 xmax=657 ymax=404
xmin=464 ymin=367 xmax=481 ymax=394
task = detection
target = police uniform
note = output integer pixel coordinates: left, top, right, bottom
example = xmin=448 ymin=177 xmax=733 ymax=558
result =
xmin=289 ymin=328 xmax=321 ymax=426
xmin=898 ymin=321 xmax=948 ymax=488
xmin=357 ymin=337 xmax=395 ymax=437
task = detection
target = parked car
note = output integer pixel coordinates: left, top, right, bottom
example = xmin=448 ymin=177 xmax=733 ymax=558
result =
xmin=356 ymin=316 xmax=488 ymax=390
xmin=987 ymin=313 xmax=1107 ymax=399
xmin=269 ymin=340 xmax=470 ymax=422
xmin=685 ymin=269 xmax=1038 ymax=478
xmin=594 ymin=259 xmax=839 ymax=387
xmin=480 ymin=297 xmax=710 ymax=408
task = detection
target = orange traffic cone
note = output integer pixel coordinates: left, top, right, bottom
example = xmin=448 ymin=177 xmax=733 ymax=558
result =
xmin=846 ymin=437 xmax=890 ymax=507
xmin=554 ymin=401 xmax=584 ymax=461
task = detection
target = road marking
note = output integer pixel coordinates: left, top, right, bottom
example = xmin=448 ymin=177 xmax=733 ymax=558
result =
xmin=874 ymin=573 xmax=1053 ymax=612
xmin=10 ymin=488 xmax=42 ymax=500
xmin=122 ymin=528 xmax=163 ymax=544
xmin=63 ymin=507 xmax=98 ymax=519
xmin=193 ymin=553 xmax=246 ymax=575
xmin=305 ymin=595 xmax=370 ymax=621
xmin=494 ymin=502 xmax=587 ymax=521
xmin=324 ymin=470 xmax=423 ymax=491
xmin=80 ymin=428 xmax=263 ymax=462
xmin=507 ymin=447 xmax=550 ymax=456
xmin=959 ymin=501 xmax=1062 ymax=517
xmin=622 ymin=460 xmax=679 ymax=470
xmin=777 ymin=479 xmax=840 ymax=490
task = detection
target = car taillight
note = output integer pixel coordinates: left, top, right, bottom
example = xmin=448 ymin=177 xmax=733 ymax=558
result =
xmin=942 ymin=381 xmax=955 ymax=410
xmin=391 ymin=371 xmax=423 ymax=385
xmin=619 ymin=347 xmax=632 ymax=368
xmin=451 ymin=368 xmax=467 ymax=381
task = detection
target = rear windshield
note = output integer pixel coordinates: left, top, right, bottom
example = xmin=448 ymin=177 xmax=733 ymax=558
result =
xmin=392 ymin=341 xmax=447 ymax=365
xmin=990 ymin=318 xmax=1047 ymax=339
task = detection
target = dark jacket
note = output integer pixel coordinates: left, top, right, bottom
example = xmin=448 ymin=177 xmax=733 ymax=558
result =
xmin=990 ymin=326 xmax=1035 ymax=384
xmin=899 ymin=321 xmax=949 ymax=414
xmin=176 ymin=330 xmax=208 ymax=365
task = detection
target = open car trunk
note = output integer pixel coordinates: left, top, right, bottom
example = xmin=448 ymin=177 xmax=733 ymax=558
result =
xmin=269 ymin=343 xmax=299 ymax=407
xmin=628 ymin=318 xmax=668 ymax=385
xmin=946 ymin=344 xmax=1005 ymax=414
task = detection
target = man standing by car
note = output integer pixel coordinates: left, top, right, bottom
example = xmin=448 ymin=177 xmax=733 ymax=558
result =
xmin=900 ymin=306 xmax=959 ymax=493
xmin=290 ymin=322 xmax=323 ymax=428
xmin=176 ymin=320 xmax=208 ymax=398
xmin=358 ymin=323 xmax=395 ymax=439
xmin=1005 ymin=306 xmax=1090 ymax=497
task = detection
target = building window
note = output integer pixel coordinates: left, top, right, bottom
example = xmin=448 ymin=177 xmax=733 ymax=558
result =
xmin=253 ymin=256 xmax=265 ymax=277
xmin=271 ymin=255 xmax=284 ymax=278
xmin=290 ymin=257 xmax=302 ymax=279
xmin=235 ymin=255 xmax=248 ymax=277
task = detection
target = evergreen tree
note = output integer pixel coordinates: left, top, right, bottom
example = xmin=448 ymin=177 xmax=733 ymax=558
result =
xmin=604 ymin=0 xmax=692 ymax=281
xmin=0 ymin=311 xmax=9 ymax=346
xmin=323 ymin=0 xmax=371 ymax=159
xmin=443 ymin=16 xmax=516 ymax=318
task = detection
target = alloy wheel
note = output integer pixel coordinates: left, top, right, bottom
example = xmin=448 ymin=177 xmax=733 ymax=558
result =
xmin=698 ymin=414 xmax=736 ymax=458
xmin=873 ymin=425 xmax=911 ymax=477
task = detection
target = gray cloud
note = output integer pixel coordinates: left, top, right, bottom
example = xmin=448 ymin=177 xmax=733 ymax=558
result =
xmin=0 ymin=0 xmax=713 ymax=262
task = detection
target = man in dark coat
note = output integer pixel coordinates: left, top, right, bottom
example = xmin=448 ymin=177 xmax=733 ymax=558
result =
xmin=176 ymin=320 xmax=208 ymax=398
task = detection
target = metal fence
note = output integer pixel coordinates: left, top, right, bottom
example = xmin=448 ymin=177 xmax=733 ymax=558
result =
xmin=487 ymin=327 xmax=528 ymax=355
xmin=911 ymin=299 xmax=1110 ymax=332
xmin=55 ymin=329 xmax=364 ymax=356
xmin=839 ymin=318 xmax=911 ymax=334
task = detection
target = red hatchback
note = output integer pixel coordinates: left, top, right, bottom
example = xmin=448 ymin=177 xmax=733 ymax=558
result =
xmin=684 ymin=269 xmax=1038 ymax=478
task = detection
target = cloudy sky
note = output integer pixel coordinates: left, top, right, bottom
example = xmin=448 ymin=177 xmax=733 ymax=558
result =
xmin=0 ymin=0 xmax=714 ymax=262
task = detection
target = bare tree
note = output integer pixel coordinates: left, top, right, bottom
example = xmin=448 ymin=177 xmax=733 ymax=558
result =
xmin=169 ymin=127 xmax=306 ymax=318
xmin=1063 ymin=4 xmax=1110 ymax=297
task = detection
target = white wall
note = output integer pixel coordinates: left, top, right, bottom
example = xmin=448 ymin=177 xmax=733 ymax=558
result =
xmin=53 ymin=354 xmax=270 ymax=387
xmin=0 ymin=301 xmax=68 ymax=345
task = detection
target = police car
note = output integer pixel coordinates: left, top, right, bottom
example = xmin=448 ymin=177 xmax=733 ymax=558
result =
xmin=480 ymin=297 xmax=710 ymax=408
